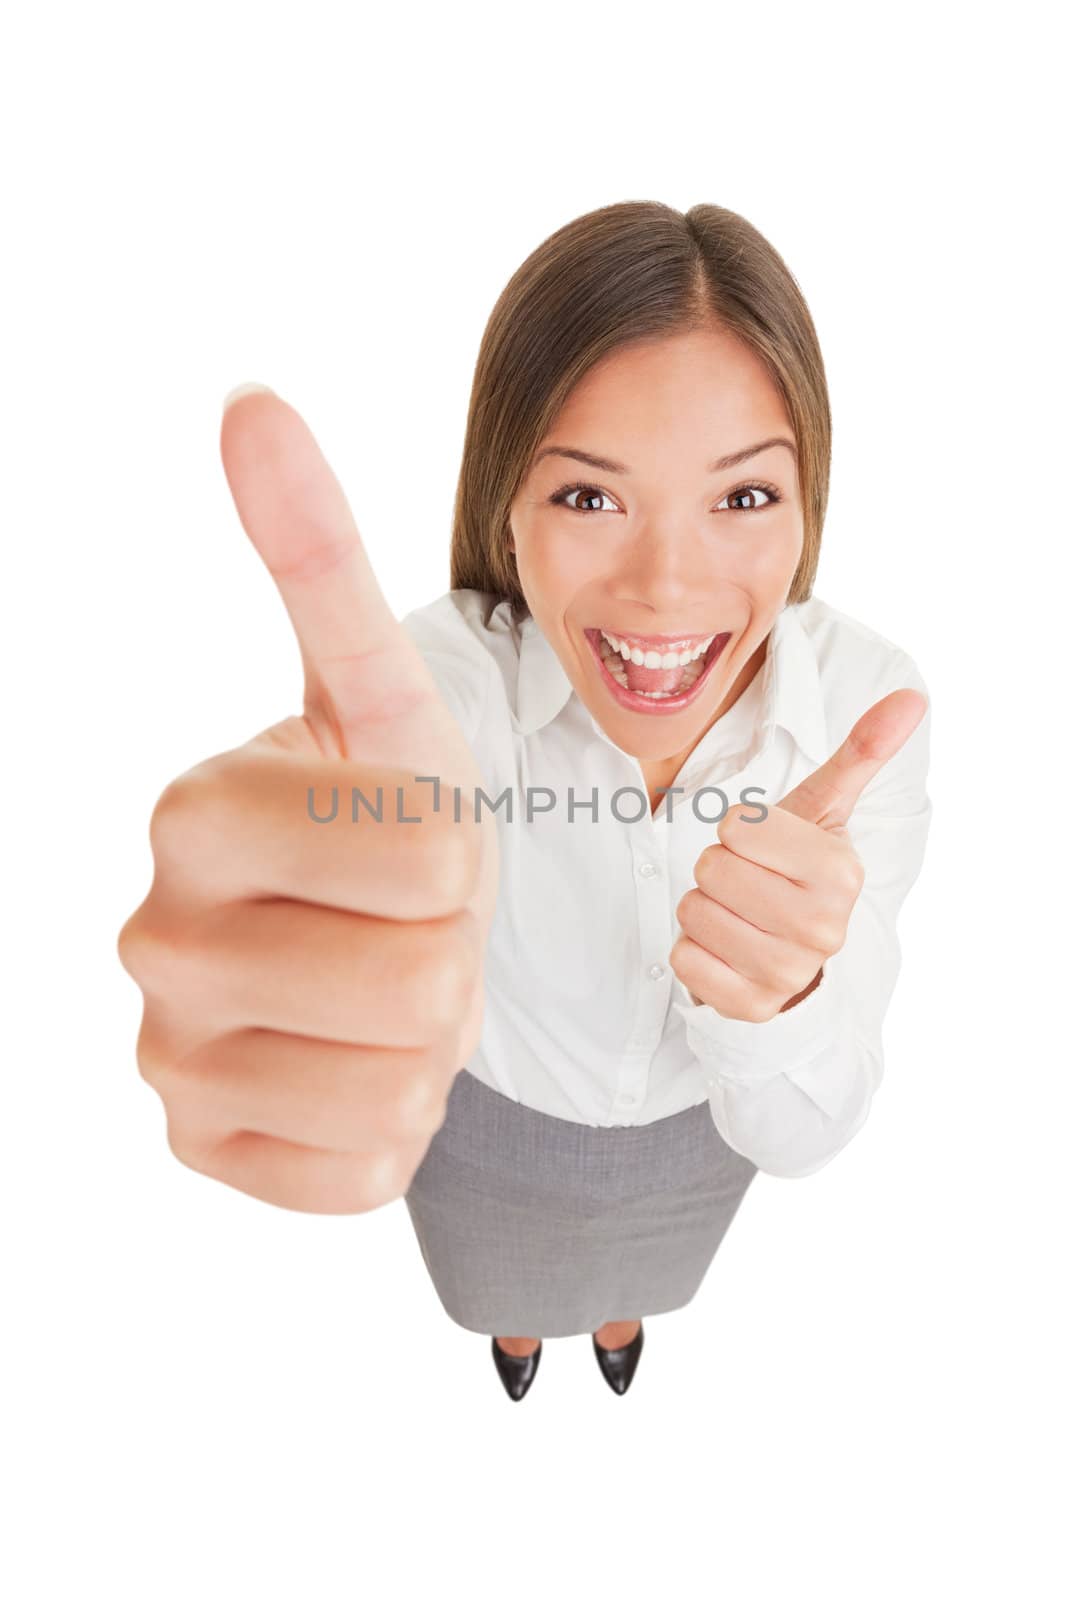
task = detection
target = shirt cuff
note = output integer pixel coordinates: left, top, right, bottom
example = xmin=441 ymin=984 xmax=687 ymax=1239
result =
xmin=675 ymin=951 xmax=848 ymax=1086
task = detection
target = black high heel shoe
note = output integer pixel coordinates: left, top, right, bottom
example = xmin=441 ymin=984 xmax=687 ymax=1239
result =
xmin=491 ymin=1337 xmax=543 ymax=1401
xmin=592 ymin=1322 xmax=644 ymax=1395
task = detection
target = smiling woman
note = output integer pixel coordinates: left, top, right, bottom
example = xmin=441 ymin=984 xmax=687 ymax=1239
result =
xmin=507 ymin=327 xmax=804 ymax=774
xmin=451 ymin=203 xmax=830 ymax=617
xmin=448 ymin=205 xmax=832 ymax=812
xmin=119 ymin=199 xmax=931 ymax=1408
xmin=399 ymin=200 xmax=931 ymax=1398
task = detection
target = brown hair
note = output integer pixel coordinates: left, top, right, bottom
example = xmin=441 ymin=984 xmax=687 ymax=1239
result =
xmin=449 ymin=200 xmax=831 ymax=624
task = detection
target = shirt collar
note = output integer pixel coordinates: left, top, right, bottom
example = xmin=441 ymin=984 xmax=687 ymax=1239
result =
xmin=750 ymin=601 xmax=829 ymax=767
xmin=511 ymin=602 xmax=828 ymax=767
xmin=514 ymin=612 xmax=576 ymax=734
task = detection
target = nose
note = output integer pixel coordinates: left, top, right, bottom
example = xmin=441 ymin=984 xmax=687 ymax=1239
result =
xmin=609 ymin=522 xmax=698 ymax=613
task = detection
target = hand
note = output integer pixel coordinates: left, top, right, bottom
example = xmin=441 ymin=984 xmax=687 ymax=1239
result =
xmin=670 ymin=689 xmax=928 ymax=1022
xmin=117 ymin=386 xmax=499 ymax=1214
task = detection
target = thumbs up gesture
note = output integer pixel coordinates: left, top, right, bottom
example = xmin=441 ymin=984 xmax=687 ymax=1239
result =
xmin=669 ymin=690 xmax=929 ymax=1022
xmin=117 ymin=387 xmax=499 ymax=1215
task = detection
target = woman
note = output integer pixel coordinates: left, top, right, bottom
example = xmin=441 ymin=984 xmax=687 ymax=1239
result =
xmin=397 ymin=200 xmax=932 ymax=1398
xmin=117 ymin=200 xmax=932 ymax=1406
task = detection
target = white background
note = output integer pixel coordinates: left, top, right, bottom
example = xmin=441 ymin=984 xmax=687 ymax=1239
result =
xmin=3 ymin=2 xmax=1063 ymax=1596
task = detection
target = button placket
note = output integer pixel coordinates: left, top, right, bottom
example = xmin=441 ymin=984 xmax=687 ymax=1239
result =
xmin=615 ymin=824 xmax=671 ymax=1112
xmin=627 ymin=828 xmax=674 ymax=1060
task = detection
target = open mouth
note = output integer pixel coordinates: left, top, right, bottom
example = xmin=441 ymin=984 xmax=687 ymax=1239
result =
xmin=582 ymin=627 xmax=731 ymax=714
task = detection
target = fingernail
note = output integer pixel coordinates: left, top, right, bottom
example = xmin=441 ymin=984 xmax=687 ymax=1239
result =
xmin=223 ymin=381 xmax=274 ymax=413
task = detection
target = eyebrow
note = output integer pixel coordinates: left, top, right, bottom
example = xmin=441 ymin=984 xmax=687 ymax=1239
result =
xmin=531 ymin=436 xmax=797 ymax=475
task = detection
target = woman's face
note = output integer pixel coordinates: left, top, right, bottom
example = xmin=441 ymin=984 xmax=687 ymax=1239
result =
xmin=508 ymin=325 xmax=804 ymax=765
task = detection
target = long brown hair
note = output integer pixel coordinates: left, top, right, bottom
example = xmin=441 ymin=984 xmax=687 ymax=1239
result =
xmin=449 ymin=200 xmax=831 ymax=624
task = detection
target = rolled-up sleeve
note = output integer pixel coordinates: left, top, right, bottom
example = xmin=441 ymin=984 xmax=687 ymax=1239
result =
xmin=676 ymin=657 xmax=933 ymax=1179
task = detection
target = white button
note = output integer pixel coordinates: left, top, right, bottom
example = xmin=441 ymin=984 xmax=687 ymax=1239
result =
xmin=619 ymin=1093 xmax=637 ymax=1106
xmin=639 ymin=862 xmax=658 ymax=878
xmin=648 ymin=963 xmax=666 ymax=981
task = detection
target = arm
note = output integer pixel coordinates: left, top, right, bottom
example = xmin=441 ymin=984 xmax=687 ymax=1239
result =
xmin=674 ymin=661 xmax=933 ymax=1178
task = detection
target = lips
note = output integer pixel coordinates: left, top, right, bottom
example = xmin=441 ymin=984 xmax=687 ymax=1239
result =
xmin=582 ymin=627 xmax=730 ymax=715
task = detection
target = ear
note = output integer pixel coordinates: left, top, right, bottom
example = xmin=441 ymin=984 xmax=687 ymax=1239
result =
xmin=506 ymin=524 xmax=516 ymax=554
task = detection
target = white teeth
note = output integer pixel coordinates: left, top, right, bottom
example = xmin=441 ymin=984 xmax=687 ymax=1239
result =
xmin=599 ymin=637 xmax=627 ymax=682
xmin=600 ymin=628 xmax=717 ymax=662
xmin=595 ymin=627 xmax=723 ymax=701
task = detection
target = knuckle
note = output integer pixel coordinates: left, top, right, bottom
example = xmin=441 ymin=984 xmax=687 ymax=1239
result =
xmin=116 ymin=905 xmax=165 ymax=989
xmin=134 ymin=1031 xmax=173 ymax=1095
xmin=810 ymin=916 xmax=844 ymax=954
xmin=777 ymin=967 xmax=810 ymax=1002
xmin=425 ymin=813 xmax=482 ymax=911
xmin=669 ymin=936 xmax=698 ymax=984
xmin=163 ymin=1115 xmax=214 ymax=1177
xmin=406 ymin=923 xmax=478 ymax=1033
xmin=716 ymin=997 xmax=747 ymax=1021
xmin=139 ymin=1028 xmax=213 ymax=1109
xmin=326 ymin=1147 xmax=410 ymax=1214
xmin=770 ymin=950 xmax=813 ymax=996
xmin=716 ymin=983 xmax=772 ymax=1023
xmin=147 ymin=777 xmax=198 ymax=863
xmin=717 ymin=804 xmax=746 ymax=846
xmin=676 ymin=888 xmax=701 ymax=928
xmin=163 ymin=1120 xmax=417 ymax=1216
xmin=789 ymin=960 xmax=817 ymax=995
xmin=693 ymin=849 xmax=721 ymax=892
xmin=386 ymin=1068 xmax=447 ymax=1142
xmin=116 ymin=908 xmax=147 ymax=978
xmin=358 ymin=1148 xmax=411 ymax=1211
xmin=124 ymin=913 xmax=198 ymax=997
xmin=734 ymin=988 xmax=780 ymax=1022
xmin=830 ymin=837 xmax=865 ymax=894
xmin=148 ymin=762 xmax=229 ymax=870
xmin=387 ymin=1138 xmax=433 ymax=1198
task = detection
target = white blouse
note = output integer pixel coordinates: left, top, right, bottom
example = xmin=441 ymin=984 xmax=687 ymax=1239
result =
xmin=399 ymin=589 xmax=933 ymax=1180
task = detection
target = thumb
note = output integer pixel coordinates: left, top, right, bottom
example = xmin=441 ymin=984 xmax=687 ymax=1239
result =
xmin=778 ymin=688 xmax=928 ymax=830
xmin=219 ymin=383 xmax=440 ymax=757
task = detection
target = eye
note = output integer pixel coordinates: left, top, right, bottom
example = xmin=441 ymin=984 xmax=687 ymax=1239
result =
xmin=548 ymin=480 xmax=620 ymax=515
xmin=713 ymin=481 xmax=782 ymax=513
xmin=547 ymin=477 xmax=784 ymax=516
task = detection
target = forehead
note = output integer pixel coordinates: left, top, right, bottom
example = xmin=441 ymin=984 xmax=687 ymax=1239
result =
xmin=548 ymin=327 xmax=791 ymax=445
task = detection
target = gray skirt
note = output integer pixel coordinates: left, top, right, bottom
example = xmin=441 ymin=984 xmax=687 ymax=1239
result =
xmin=402 ymin=1066 xmax=759 ymax=1339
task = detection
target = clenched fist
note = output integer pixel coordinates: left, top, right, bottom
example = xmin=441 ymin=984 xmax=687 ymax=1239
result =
xmin=117 ymin=386 xmax=499 ymax=1215
xmin=670 ymin=690 xmax=928 ymax=1022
